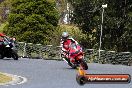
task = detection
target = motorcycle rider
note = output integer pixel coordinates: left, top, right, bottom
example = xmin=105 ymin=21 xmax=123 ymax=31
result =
xmin=61 ymin=32 xmax=78 ymax=63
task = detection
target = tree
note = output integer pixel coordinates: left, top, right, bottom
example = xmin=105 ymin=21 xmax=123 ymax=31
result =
xmin=49 ymin=24 xmax=87 ymax=46
xmin=0 ymin=0 xmax=12 ymax=23
xmin=68 ymin=0 xmax=102 ymax=49
xmin=4 ymin=0 xmax=59 ymax=45
xmin=68 ymin=0 xmax=132 ymax=52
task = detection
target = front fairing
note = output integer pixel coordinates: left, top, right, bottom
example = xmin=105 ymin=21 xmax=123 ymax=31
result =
xmin=69 ymin=44 xmax=83 ymax=56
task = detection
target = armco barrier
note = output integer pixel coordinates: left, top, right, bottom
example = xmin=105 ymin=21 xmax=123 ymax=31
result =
xmin=17 ymin=42 xmax=132 ymax=66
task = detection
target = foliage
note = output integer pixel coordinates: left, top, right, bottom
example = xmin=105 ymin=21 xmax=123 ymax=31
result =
xmin=68 ymin=0 xmax=132 ymax=52
xmin=0 ymin=22 xmax=8 ymax=32
xmin=4 ymin=0 xmax=59 ymax=45
xmin=49 ymin=24 xmax=88 ymax=47
xmin=0 ymin=0 xmax=12 ymax=22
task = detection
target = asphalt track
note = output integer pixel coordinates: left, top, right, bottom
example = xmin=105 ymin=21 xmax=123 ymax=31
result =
xmin=0 ymin=58 xmax=132 ymax=88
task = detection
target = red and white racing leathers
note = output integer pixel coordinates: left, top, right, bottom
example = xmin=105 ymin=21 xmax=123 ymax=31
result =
xmin=61 ymin=37 xmax=78 ymax=62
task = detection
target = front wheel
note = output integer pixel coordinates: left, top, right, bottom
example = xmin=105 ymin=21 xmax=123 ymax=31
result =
xmin=80 ymin=59 xmax=88 ymax=70
xmin=11 ymin=50 xmax=18 ymax=60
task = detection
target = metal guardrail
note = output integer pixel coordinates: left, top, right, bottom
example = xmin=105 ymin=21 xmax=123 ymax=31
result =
xmin=17 ymin=42 xmax=132 ymax=66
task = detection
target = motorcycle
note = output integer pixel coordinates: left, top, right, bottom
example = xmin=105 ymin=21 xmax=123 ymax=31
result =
xmin=0 ymin=33 xmax=18 ymax=60
xmin=62 ymin=43 xmax=88 ymax=70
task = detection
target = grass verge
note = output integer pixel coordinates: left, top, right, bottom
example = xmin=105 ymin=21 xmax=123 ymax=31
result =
xmin=0 ymin=73 xmax=12 ymax=84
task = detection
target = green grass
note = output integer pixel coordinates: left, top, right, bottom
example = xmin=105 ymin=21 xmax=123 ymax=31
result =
xmin=0 ymin=73 xmax=12 ymax=84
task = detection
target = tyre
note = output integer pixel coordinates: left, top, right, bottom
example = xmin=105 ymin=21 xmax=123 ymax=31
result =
xmin=11 ymin=50 xmax=18 ymax=60
xmin=80 ymin=59 xmax=88 ymax=70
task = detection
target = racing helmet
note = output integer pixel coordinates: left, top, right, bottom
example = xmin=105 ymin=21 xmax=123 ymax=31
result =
xmin=62 ymin=32 xmax=69 ymax=40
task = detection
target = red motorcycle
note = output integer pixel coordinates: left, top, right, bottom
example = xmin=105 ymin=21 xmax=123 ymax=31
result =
xmin=62 ymin=43 xmax=88 ymax=70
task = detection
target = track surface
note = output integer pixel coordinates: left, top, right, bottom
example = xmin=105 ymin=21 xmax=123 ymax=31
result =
xmin=0 ymin=58 xmax=132 ymax=88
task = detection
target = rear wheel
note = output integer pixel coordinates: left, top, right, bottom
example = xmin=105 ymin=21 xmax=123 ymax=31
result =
xmin=11 ymin=50 xmax=18 ymax=60
xmin=80 ymin=59 xmax=88 ymax=70
xmin=0 ymin=54 xmax=4 ymax=59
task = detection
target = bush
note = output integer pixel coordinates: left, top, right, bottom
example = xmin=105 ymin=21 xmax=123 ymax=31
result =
xmin=49 ymin=24 xmax=88 ymax=47
xmin=0 ymin=22 xmax=8 ymax=32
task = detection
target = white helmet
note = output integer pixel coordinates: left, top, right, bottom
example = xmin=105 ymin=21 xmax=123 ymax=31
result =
xmin=62 ymin=32 xmax=69 ymax=39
